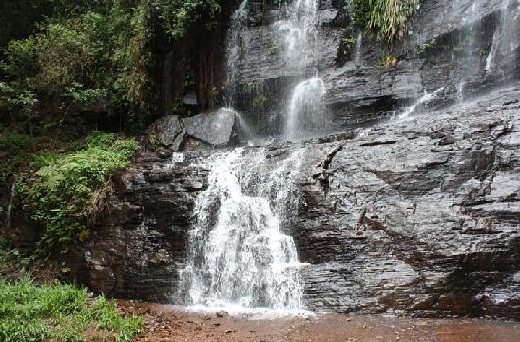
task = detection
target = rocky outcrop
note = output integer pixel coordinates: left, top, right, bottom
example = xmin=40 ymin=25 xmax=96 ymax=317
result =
xmin=79 ymin=86 xmax=520 ymax=319
xmin=183 ymin=108 xmax=240 ymax=149
xmin=73 ymin=151 xmax=211 ymax=302
xmin=144 ymin=108 xmax=240 ymax=152
xmin=72 ymin=0 xmax=520 ymax=320
xmin=232 ymin=0 xmax=520 ymax=131
xmin=294 ymin=86 xmax=520 ymax=319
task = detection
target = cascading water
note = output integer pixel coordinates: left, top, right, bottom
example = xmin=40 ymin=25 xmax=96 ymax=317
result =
xmin=455 ymin=2 xmax=479 ymax=103
xmin=277 ymin=0 xmax=320 ymax=73
xmin=178 ymin=1 xmax=329 ymax=314
xmin=398 ymin=87 xmax=446 ymax=120
xmin=277 ymin=0 xmax=328 ymax=140
xmin=224 ymin=0 xmax=249 ymax=107
xmin=354 ymin=31 xmax=363 ymax=68
xmin=286 ymin=77 xmax=326 ymax=140
xmin=180 ymin=148 xmax=306 ymax=313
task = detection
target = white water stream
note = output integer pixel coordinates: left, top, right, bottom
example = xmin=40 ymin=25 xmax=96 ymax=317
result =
xmin=278 ymin=0 xmax=328 ymax=140
xmin=286 ymin=77 xmax=326 ymax=140
xmin=181 ymin=148 xmax=307 ymax=313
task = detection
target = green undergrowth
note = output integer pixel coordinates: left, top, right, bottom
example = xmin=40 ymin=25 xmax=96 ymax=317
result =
xmin=16 ymin=131 xmax=139 ymax=257
xmin=0 ymin=276 xmax=143 ymax=342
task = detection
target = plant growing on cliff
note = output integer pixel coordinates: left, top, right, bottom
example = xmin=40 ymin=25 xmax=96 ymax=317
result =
xmin=17 ymin=132 xmax=138 ymax=256
xmin=353 ymin=0 xmax=418 ymax=48
xmin=415 ymin=38 xmax=437 ymax=57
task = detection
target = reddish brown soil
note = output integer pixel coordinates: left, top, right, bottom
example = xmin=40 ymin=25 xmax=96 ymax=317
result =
xmin=118 ymin=301 xmax=520 ymax=342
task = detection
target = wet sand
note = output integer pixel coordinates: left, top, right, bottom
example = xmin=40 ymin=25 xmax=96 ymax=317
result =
xmin=118 ymin=301 xmax=520 ymax=342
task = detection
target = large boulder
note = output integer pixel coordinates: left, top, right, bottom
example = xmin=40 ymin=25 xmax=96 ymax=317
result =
xmin=145 ymin=108 xmax=240 ymax=152
xmin=182 ymin=108 xmax=239 ymax=149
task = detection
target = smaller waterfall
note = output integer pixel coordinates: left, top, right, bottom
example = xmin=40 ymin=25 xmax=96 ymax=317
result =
xmin=285 ymin=77 xmax=327 ymax=140
xmin=455 ymin=2 xmax=479 ymax=102
xmin=485 ymin=0 xmax=519 ymax=78
xmin=354 ymin=31 xmax=363 ymax=68
xmin=181 ymin=148 xmax=306 ymax=313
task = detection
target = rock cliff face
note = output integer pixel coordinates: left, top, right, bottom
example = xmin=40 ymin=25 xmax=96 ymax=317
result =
xmin=233 ymin=0 xmax=519 ymax=131
xmin=78 ymin=86 xmax=520 ymax=318
xmin=295 ymin=87 xmax=520 ymax=319
xmin=75 ymin=151 xmax=211 ymax=302
xmin=74 ymin=0 xmax=520 ymax=319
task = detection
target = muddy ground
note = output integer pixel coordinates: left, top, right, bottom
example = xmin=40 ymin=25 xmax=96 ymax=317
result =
xmin=117 ymin=301 xmax=520 ymax=342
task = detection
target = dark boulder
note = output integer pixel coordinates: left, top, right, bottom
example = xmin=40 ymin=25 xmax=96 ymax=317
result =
xmin=145 ymin=115 xmax=184 ymax=151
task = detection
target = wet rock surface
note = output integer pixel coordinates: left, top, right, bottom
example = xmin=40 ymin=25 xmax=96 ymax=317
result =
xmin=183 ymin=108 xmax=239 ymax=149
xmin=233 ymin=0 xmax=519 ymax=132
xmin=294 ymin=86 xmax=520 ymax=319
xmin=73 ymin=0 xmax=520 ymax=319
xmin=74 ymin=151 xmax=212 ymax=302
xmin=144 ymin=108 xmax=240 ymax=152
xmin=80 ymin=86 xmax=520 ymax=319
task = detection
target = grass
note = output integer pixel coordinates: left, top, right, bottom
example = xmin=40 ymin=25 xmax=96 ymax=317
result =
xmin=0 ymin=276 xmax=143 ymax=342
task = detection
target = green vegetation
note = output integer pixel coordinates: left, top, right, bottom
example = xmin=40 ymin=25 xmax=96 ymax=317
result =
xmin=1 ymin=2 xmax=152 ymax=129
xmin=252 ymin=94 xmax=268 ymax=109
xmin=267 ymin=42 xmax=280 ymax=56
xmin=416 ymin=38 xmax=437 ymax=56
xmin=17 ymin=132 xmax=138 ymax=256
xmin=381 ymin=52 xmax=399 ymax=67
xmin=0 ymin=2 xmax=220 ymax=336
xmin=341 ymin=36 xmax=358 ymax=55
xmin=353 ymin=0 xmax=418 ymax=48
xmin=152 ymin=0 xmax=221 ymax=39
xmin=0 ymin=0 xmax=223 ymax=132
xmin=0 ymin=276 xmax=143 ymax=342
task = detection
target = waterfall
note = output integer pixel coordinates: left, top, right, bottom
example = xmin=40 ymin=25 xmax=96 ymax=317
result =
xmin=455 ymin=2 xmax=479 ymax=103
xmin=354 ymin=30 xmax=363 ymax=68
xmin=277 ymin=0 xmax=320 ymax=73
xmin=398 ymin=87 xmax=446 ymax=120
xmin=278 ymin=0 xmax=328 ymax=140
xmin=181 ymin=148 xmax=306 ymax=313
xmin=286 ymin=77 xmax=326 ymax=140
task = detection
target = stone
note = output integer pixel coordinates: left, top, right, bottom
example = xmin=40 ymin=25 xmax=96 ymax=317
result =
xmin=146 ymin=115 xmax=184 ymax=151
xmin=182 ymin=108 xmax=239 ymax=148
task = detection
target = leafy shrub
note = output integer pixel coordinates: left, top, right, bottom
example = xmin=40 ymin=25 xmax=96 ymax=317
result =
xmin=0 ymin=276 xmax=143 ymax=342
xmin=17 ymin=132 xmax=139 ymax=256
xmin=1 ymin=2 xmax=152 ymax=127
